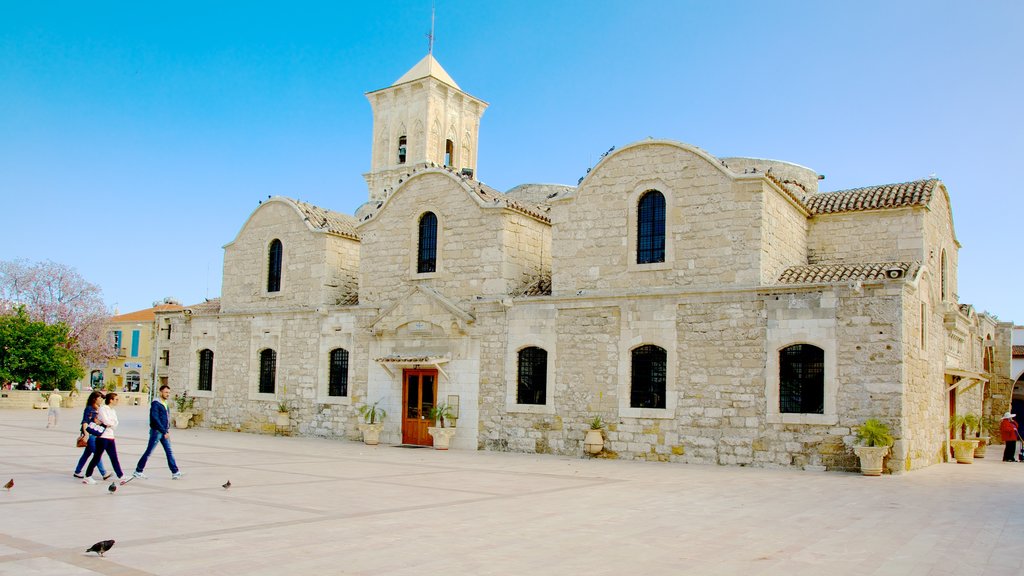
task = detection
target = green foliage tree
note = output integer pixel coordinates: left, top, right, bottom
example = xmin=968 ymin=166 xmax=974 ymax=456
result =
xmin=0 ymin=306 xmax=83 ymax=389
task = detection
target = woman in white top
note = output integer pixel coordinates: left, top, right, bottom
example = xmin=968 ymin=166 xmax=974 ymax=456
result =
xmin=83 ymin=393 xmax=125 ymax=484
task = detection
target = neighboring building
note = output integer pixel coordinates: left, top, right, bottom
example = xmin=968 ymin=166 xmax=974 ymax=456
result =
xmin=155 ymin=54 xmax=1009 ymax=473
xmin=94 ymin=299 xmax=183 ymax=392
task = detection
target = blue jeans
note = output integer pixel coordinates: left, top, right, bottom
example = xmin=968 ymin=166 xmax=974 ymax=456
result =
xmin=75 ymin=435 xmax=108 ymax=476
xmin=86 ymin=437 xmax=123 ymax=479
xmin=135 ymin=429 xmax=178 ymax=474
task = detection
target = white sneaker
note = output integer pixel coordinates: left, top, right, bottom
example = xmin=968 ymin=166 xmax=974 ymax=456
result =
xmin=132 ymin=471 xmax=148 ymax=479
xmin=171 ymin=472 xmax=183 ymax=480
xmin=82 ymin=477 xmax=96 ymax=485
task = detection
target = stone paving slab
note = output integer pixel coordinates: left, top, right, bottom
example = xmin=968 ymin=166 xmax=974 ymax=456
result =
xmin=2 ymin=405 xmax=1024 ymax=575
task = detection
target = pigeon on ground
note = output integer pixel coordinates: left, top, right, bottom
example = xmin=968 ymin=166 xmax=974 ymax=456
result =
xmin=86 ymin=539 xmax=115 ymax=556
xmin=222 ymin=480 xmax=231 ymax=489
xmin=3 ymin=479 xmax=12 ymax=491
xmin=108 ymin=482 xmax=117 ymax=493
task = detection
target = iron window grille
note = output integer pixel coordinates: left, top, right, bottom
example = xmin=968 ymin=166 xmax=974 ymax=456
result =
xmin=637 ymin=190 xmax=666 ymax=264
xmin=517 ymin=346 xmax=548 ymax=405
xmin=328 ymin=348 xmax=349 ymax=397
xmin=197 ymin=349 xmax=213 ymax=391
xmin=417 ymin=212 xmax=437 ymax=273
xmin=631 ymin=345 xmax=667 ymax=409
xmin=779 ymin=344 xmax=824 ymax=414
xmin=267 ymin=239 xmax=283 ymax=292
xmin=258 ymin=349 xmax=276 ymax=394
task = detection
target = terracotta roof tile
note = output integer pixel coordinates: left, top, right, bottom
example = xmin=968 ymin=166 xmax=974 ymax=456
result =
xmin=111 ymin=304 xmax=184 ymax=322
xmin=513 ymin=274 xmax=552 ymax=297
xmin=805 ymin=179 xmax=936 ymax=215
xmin=290 ymin=199 xmax=360 ymax=240
xmin=777 ymin=262 xmax=918 ymax=285
xmin=184 ymin=298 xmax=221 ymax=315
xmin=1013 ymin=345 xmax=1024 ymax=358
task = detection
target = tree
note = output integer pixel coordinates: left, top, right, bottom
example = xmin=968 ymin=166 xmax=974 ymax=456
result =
xmin=0 ymin=259 xmax=112 ymax=366
xmin=0 ymin=307 xmax=83 ymax=388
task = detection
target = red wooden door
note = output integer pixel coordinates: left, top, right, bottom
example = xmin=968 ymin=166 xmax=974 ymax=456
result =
xmin=402 ymin=369 xmax=437 ymax=445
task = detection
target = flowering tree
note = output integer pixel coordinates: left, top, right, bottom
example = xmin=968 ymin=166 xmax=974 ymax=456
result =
xmin=0 ymin=259 xmax=113 ymax=367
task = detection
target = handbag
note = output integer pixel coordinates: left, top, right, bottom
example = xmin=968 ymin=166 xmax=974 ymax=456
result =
xmin=76 ymin=434 xmax=88 ymax=448
xmin=85 ymin=421 xmax=106 ymax=436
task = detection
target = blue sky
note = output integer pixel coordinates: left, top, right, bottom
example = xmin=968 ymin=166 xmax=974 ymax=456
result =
xmin=2 ymin=1 xmax=1022 ymax=322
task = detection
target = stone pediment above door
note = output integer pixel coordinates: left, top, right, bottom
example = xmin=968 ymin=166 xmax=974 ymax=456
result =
xmin=368 ymin=285 xmax=475 ymax=337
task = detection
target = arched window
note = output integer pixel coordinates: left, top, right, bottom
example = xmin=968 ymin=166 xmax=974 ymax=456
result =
xmin=398 ymin=135 xmax=407 ymax=164
xmin=417 ymin=212 xmax=437 ymax=273
xmin=267 ymin=239 xmax=283 ymax=293
xmin=198 ymin=349 xmax=214 ymax=392
xmin=517 ymin=347 xmax=548 ymax=405
xmin=631 ymin=345 xmax=667 ymax=409
xmin=444 ymin=139 xmax=454 ymax=167
xmin=259 ymin=349 xmax=277 ymax=394
xmin=779 ymin=344 xmax=824 ymax=414
xmin=329 ymin=348 xmax=349 ymax=397
xmin=940 ymin=249 xmax=948 ymax=301
xmin=637 ymin=190 xmax=665 ymax=264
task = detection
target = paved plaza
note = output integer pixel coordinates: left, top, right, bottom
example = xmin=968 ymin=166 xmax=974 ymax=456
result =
xmin=1 ymin=405 xmax=1023 ymax=576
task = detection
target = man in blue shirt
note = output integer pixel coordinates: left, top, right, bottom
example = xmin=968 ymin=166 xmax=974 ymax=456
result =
xmin=132 ymin=385 xmax=182 ymax=479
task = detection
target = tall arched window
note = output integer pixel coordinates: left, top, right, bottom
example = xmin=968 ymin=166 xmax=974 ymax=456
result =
xmin=198 ymin=349 xmax=214 ymax=392
xmin=417 ymin=212 xmax=438 ymax=273
xmin=637 ymin=190 xmax=665 ymax=264
xmin=329 ymin=348 xmax=349 ymax=397
xmin=517 ymin=347 xmax=548 ymax=405
xmin=259 ymin=349 xmax=277 ymax=394
xmin=398 ymin=135 xmax=407 ymax=164
xmin=444 ymin=139 xmax=454 ymax=167
xmin=267 ymin=239 xmax=283 ymax=293
xmin=940 ymin=249 xmax=948 ymax=301
xmin=779 ymin=344 xmax=824 ymax=414
xmin=631 ymin=345 xmax=667 ymax=409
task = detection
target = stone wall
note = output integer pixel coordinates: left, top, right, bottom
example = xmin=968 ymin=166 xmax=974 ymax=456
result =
xmin=807 ymin=209 xmax=922 ymax=266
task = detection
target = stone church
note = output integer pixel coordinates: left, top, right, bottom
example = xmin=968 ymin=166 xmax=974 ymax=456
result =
xmin=154 ymin=54 xmax=1008 ymax=473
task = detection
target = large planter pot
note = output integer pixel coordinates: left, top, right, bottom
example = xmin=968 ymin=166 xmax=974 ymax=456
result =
xmin=584 ymin=429 xmax=604 ymax=454
xmin=853 ymin=445 xmax=889 ymax=476
xmin=358 ymin=422 xmax=384 ymax=445
xmin=427 ymin=427 xmax=456 ymax=450
xmin=974 ymin=437 xmax=989 ymax=458
xmin=173 ymin=412 xmax=193 ymax=429
xmin=950 ymin=439 xmax=980 ymax=464
xmin=275 ymin=411 xmax=290 ymax=427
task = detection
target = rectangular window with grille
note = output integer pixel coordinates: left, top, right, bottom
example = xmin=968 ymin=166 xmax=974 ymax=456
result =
xmin=329 ymin=349 xmax=349 ymax=397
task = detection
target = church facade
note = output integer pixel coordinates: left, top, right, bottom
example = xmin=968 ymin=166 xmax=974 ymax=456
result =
xmin=154 ymin=55 xmax=1008 ymax=473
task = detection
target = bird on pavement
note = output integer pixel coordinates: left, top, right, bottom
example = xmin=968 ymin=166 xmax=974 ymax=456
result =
xmin=108 ymin=482 xmax=117 ymax=493
xmin=222 ymin=480 xmax=231 ymax=489
xmin=3 ymin=479 xmax=12 ymax=491
xmin=86 ymin=540 xmax=115 ymax=556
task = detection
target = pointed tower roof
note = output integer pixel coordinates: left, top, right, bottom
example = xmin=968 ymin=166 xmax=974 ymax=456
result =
xmin=392 ymin=54 xmax=460 ymax=89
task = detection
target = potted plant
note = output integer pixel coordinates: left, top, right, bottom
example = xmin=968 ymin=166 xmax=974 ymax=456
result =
xmin=975 ymin=416 xmax=997 ymax=458
xmin=584 ymin=416 xmax=605 ymax=455
xmin=852 ymin=418 xmax=894 ymax=476
xmin=173 ymin=391 xmax=195 ymax=429
xmin=357 ymin=399 xmax=387 ymax=445
xmin=427 ymin=403 xmax=456 ymax=450
xmin=949 ymin=413 xmax=981 ymax=464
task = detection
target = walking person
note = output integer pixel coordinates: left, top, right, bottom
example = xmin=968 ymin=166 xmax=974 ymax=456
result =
xmin=133 ymin=384 xmax=182 ymax=480
xmin=46 ymin=386 xmax=63 ymax=428
xmin=83 ymin=393 xmax=126 ymax=484
xmin=74 ymin=391 xmax=112 ymax=480
xmin=1000 ymin=411 xmax=1018 ymax=462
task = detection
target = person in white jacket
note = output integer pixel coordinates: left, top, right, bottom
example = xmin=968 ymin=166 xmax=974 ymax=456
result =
xmin=83 ymin=393 xmax=125 ymax=484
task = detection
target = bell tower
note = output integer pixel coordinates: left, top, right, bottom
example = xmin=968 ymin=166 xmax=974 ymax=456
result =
xmin=363 ymin=55 xmax=488 ymax=202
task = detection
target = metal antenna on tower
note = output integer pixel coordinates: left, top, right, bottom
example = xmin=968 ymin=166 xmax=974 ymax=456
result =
xmin=427 ymin=1 xmax=435 ymax=54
